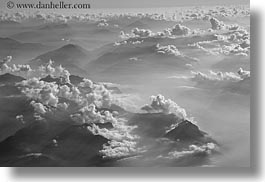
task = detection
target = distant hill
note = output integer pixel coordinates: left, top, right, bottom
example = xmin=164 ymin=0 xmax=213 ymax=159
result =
xmin=0 ymin=37 xmax=50 ymax=62
xmin=126 ymin=20 xmax=150 ymax=30
xmin=0 ymin=20 xmax=20 ymax=25
xmin=0 ymin=73 xmax=25 ymax=84
xmin=39 ymin=23 xmax=71 ymax=30
xmin=10 ymin=23 xmax=73 ymax=43
xmin=30 ymin=44 xmax=90 ymax=75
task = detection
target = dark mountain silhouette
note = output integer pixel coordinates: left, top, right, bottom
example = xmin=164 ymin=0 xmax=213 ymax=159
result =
xmin=0 ymin=120 xmax=109 ymax=166
xmin=0 ymin=73 xmax=25 ymax=84
xmin=164 ymin=120 xmax=206 ymax=141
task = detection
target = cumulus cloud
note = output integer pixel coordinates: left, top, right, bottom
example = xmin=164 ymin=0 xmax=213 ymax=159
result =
xmin=1 ymin=59 xmax=71 ymax=82
xmin=0 ymin=56 xmax=12 ymax=71
xmin=191 ymin=68 xmax=250 ymax=84
xmin=166 ymin=24 xmax=191 ymax=36
xmin=97 ymin=19 xmax=109 ymax=27
xmin=71 ymin=104 xmax=113 ymax=124
xmin=141 ymin=94 xmax=187 ymax=120
xmin=131 ymin=28 xmax=154 ymax=38
xmin=156 ymin=44 xmax=181 ymax=56
xmin=87 ymin=117 xmax=140 ymax=158
xmin=166 ymin=143 xmax=216 ymax=159
xmin=30 ymin=101 xmax=47 ymax=114
xmin=191 ymin=70 xmax=241 ymax=82
xmin=12 ymin=62 xmax=141 ymax=158
xmin=19 ymin=73 xmax=112 ymax=116
xmin=20 ymin=78 xmax=59 ymax=107
xmin=155 ymin=44 xmax=199 ymax=63
xmin=237 ymin=67 xmax=250 ymax=79
xmin=188 ymin=28 xmax=250 ymax=56
xmin=0 ymin=5 xmax=249 ymax=25
xmin=16 ymin=114 xmax=25 ymax=124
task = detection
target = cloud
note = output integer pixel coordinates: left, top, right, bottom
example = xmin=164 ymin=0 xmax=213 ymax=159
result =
xmin=166 ymin=143 xmax=216 ymax=159
xmin=0 ymin=5 xmax=249 ymax=25
xmin=1 ymin=59 xmax=71 ymax=83
xmin=156 ymin=44 xmax=181 ymax=56
xmin=16 ymin=114 xmax=25 ymax=124
xmin=97 ymin=19 xmax=109 ymax=27
xmin=30 ymin=101 xmax=47 ymax=114
xmin=20 ymin=78 xmax=59 ymax=107
xmin=129 ymin=57 xmax=141 ymax=62
xmin=155 ymin=44 xmax=199 ymax=63
xmin=191 ymin=70 xmax=241 ymax=82
xmin=191 ymin=68 xmax=250 ymax=85
xmin=12 ymin=62 xmax=141 ymax=158
xmin=131 ymin=28 xmax=154 ymax=38
xmin=0 ymin=56 xmax=12 ymax=71
xmin=71 ymin=104 xmax=112 ymax=124
xmin=166 ymin=24 xmax=191 ymax=36
xmin=141 ymin=94 xmax=187 ymax=120
xmin=237 ymin=67 xmax=250 ymax=79
xmin=188 ymin=28 xmax=250 ymax=56
xmin=209 ymin=17 xmax=243 ymax=31
xmin=87 ymin=117 xmax=140 ymax=158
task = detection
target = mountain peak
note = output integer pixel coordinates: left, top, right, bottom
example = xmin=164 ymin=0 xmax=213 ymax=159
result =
xmin=0 ymin=73 xmax=25 ymax=84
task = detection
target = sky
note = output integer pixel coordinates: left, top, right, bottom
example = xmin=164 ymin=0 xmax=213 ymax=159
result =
xmin=0 ymin=0 xmax=249 ymax=10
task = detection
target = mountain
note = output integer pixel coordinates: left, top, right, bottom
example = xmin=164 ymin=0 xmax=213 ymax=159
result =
xmin=0 ymin=73 xmax=25 ymax=97
xmin=0 ymin=20 xmax=20 ymax=26
xmin=10 ymin=23 xmax=73 ymax=43
xmin=39 ymin=23 xmax=71 ymax=30
xmin=126 ymin=20 xmax=151 ymax=30
xmin=0 ymin=37 xmax=51 ymax=62
xmin=30 ymin=44 xmax=90 ymax=75
xmin=0 ymin=120 xmax=108 ymax=166
xmin=86 ymin=42 xmax=197 ymax=78
xmin=0 ymin=73 xmax=25 ymax=84
xmin=164 ymin=120 xmax=206 ymax=141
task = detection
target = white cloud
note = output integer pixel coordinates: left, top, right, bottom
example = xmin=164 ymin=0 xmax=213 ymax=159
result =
xmin=0 ymin=5 xmax=249 ymax=25
xmin=30 ymin=101 xmax=47 ymax=114
xmin=156 ymin=44 xmax=181 ymax=56
xmin=131 ymin=28 xmax=154 ymax=38
xmin=166 ymin=24 xmax=191 ymax=36
xmin=188 ymin=28 xmax=250 ymax=56
xmin=166 ymin=143 xmax=216 ymax=159
xmin=11 ymin=62 xmax=140 ymax=158
xmin=237 ymin=67 xmax=250 ymax=79
xmin=16 ymin=115 xmax=25 ymax=124
xmin=191 ymin=70 xmax=242 ymax=82
xmin=87 ymin=117 xmax=140 ymax=158
xmin=129 ymin=57 xmax=141 ymax=62
xmin=141 ymin=94 xmax=187 ymax=120
xmin=0 ymin=56 xmax=12 ymax=71
xmin=97 ymin=19 xmax=109 ymax=27
xmin=191 ymin=68 xmax=250 ymax=86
